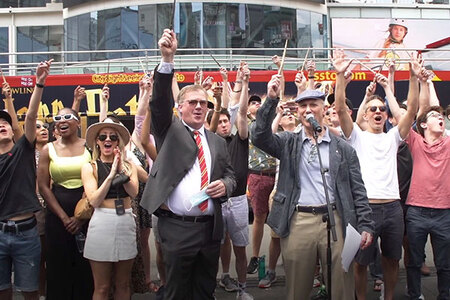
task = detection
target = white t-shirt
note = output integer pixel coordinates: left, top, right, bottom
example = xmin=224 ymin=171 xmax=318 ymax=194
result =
xmin=348 ymin=125 xmax=402 ymax=199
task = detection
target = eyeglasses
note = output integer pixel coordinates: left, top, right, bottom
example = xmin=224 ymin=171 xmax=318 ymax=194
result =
xmin=36 ymin=123 xmax=49 ymax=129
xmin=98 ymin=134 xmax=119 ymax=142
xmin=53 ymin=113 xmax=79 ymax=122
xmin=282 ymin=112 xmax=292 ymax=117
xmin=186 ymin=99 xmax=208 ymax=107
xmin=367 ymin=106 xmax=387 ymax=113
xmin=426 ymin=111 xmax=442 ymax=120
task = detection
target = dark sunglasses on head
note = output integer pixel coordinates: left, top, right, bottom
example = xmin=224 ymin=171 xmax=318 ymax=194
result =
xmin=98 ymin=134 xmax=119 ymax=142
xmin=367 ymin=106 xmax=387 ymax=113
xmin=186 ymin=100 xmax=208 ymax=107
xmin=53 ymin=113 xmax=79 ymax=122
xmin=36 ymin=123 xmax=49 ymax=129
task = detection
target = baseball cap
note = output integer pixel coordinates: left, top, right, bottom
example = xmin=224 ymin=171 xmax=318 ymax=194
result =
xmin=294 ymin=90 xmax=325 ymax=103
xmin=0 ymin=110 xmax=12 ymax=126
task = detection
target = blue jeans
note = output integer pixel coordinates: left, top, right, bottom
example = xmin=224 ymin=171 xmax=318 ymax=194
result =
xmin=406 ymin=206 xmax=450 ymax=300
xmin=0 ymin=225 xmax=41 ymax=292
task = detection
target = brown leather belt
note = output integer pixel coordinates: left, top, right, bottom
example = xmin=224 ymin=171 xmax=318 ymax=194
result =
xmin=248 ymin=170 xmax=276 ymax=177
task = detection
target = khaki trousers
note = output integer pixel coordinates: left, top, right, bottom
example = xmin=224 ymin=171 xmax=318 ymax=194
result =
xmin=280 ymin=210 xmax=355 ymax=300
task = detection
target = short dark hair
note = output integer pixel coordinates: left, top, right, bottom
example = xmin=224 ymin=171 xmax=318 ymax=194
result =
xmin=416 ymin=106 xmax=443 ymax=137
xmin=206 ymin=108 xmax=230 ymax=125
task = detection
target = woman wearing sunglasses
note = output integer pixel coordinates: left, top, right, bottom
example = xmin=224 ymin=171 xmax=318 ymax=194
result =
xmin=37 ymin=108 xmax=94 ymax=299
xmin=82 ymin=117 xmax=139 ymax=300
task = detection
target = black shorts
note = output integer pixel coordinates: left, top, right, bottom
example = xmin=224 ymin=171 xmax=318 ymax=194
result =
xmin=356 ymin=200 xmax=404 ymax=265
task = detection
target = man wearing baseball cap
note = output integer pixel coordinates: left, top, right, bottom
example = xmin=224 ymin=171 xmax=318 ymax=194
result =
xmin=251 ymin=76 xmax=373 ymax=300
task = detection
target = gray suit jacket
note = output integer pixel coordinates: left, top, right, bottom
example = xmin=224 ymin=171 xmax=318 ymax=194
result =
xmin=140 ymin=70 xmax=236 ymax=241
xmin=252 ymin=97 xmax=374 ymax=238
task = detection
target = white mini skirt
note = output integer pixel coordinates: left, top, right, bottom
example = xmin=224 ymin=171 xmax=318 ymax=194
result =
xmin=84 ymin=207 xmax=137 ymax=262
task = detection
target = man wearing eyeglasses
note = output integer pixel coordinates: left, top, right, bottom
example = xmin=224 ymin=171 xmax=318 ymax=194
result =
xmin=333 ymin=49 xmax=422 ymax=300
xmin=140 ymin=29 xmax=236 ymax=300
xmin=0 ymin=60 xmax=52 ymax=300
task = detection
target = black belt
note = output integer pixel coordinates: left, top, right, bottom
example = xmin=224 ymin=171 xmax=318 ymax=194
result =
xmin=0 ymin=216 xmax=37 ymax=234
xmin=295 ymin=203 xmax=336 ymax=215
xmin=248 ymin=170 xmax=276 ymax=177
xmin=156 ymin=209 xmax=213 ymax=223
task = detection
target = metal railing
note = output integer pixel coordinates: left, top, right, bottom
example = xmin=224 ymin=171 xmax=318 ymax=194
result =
xmin=1 ymin=47 xmax=449 ymax=75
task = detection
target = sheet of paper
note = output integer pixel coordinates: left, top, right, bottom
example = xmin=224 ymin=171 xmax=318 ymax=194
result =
xmin=341 ymin=223 xmax=361 ymax=272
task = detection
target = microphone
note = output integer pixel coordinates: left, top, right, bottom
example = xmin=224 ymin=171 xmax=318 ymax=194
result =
xmin=306 ymin=113 xmax=322 ymax=133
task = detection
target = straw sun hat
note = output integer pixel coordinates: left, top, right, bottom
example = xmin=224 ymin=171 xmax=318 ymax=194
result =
xmin=85 ymin=117 xmax=130 ymax=150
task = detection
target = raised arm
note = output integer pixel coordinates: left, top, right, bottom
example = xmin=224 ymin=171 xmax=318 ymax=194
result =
xmin=150 ymin=29 xmax=178 ymax=139
xmin=172 ymin=72 xmax=180 ymax=101
xmin=230 ymin=62 xmax=244 ymax=107
xmin=141 ymin=107 xmax=157 ymax=161
xmin=332 ymin=49 xmax=354 ymax=138
xmin=132 ymin=74 xmax=152 ymax=149
xmin=208 ymin=86 xmax=222 ymax=133
xmin=417 ymin=70 xmax=439 ymax=117
xmin=387 ymin=60 xmax=396 ymax=95
xmin=375 ymin=73 xmax=402 ymax=123
xmin=306 ymin=60 xmax=316 ymax=90
xmin=219 ymin=67 xmax=230 ymax=109
xmin=356 ymin=82 xmax=375 ymax=130
xmin=272 ymin=55 xmax=285 ymax=100
xmin=71 ymin=85 xmax=86 ymax=114
xmin=99 ymin=84 xmax=109 ymax=122
xmin=25 ymin=59 xmax=52 ymax=143
xmin=236 ymin=64 xmax=249 ymax=139
xmin=294 ymin=71 xmax=307 ymax=97
xmin=2 ymin=81 xmax=23 ymax=141
xmin=397 ymin=53 xmax=421 ymax=140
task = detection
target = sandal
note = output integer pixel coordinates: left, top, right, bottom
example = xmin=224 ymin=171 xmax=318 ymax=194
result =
xmin=373 ymin=279 xmax=383 ymax=292
xmin=147 ymin=281 xmax=160 ymax=293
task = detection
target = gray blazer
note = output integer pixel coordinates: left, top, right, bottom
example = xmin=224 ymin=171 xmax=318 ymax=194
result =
xmin=252 ymin=97 xmax=374 ymax=238
xmin=140 ymin=70 xmax=236 ymax=241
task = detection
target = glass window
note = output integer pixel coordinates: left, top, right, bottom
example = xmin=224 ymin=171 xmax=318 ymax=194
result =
xmin=203 ymin=3 xmax=226 ymax=50
xmin=311 ymin=12 xmax=327 ymax=60
xmin=17 ymin=25 xmax=62 ymax=69
xmin=121 ymin=6 xmax=139 ymax=57
xmin=0 ymin=27 xmax=8 ymax=64
xmin=263 ymin=6 xmax=297 ymax=56
xmin=177 ymin=3 xmax=201 ymax=50
xmin=139 ymin=5 xmax=157 ymax=50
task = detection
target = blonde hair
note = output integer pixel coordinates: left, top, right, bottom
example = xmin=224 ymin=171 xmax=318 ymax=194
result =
xmin=91 ymin=129 xmax=131 ymax=175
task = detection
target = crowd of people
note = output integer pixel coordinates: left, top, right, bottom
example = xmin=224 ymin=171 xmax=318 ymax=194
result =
xmin=0 ymin=28 xmax=449 ymax=300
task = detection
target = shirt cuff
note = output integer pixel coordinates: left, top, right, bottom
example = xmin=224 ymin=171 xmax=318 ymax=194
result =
xmin=157 ymin=60 xmax=174 ymax=74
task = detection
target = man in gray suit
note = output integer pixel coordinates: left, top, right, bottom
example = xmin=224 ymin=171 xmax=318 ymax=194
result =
xmin=251 ymin=75 xmax=374 ymax=300
xmin=140 ymin=29 xmax=236 ymax=300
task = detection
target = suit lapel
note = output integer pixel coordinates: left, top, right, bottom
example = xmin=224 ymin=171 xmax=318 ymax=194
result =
xmin=328 ymin=137 xmax=341 ymax=189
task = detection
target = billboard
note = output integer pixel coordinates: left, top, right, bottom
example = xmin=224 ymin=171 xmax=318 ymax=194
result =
xmin=331 ymin=18 xmax=450 ymax=70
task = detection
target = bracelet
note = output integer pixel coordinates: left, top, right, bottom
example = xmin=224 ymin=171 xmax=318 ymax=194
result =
xmin=308 ymin=75 xmax=314 ymax=79
xmin=214 ymin=109 xmax=221 ymax=113
xmin=233 ymin=89 xmax=242 ymax=93
xmin=35 ymin=83 xmax=44 ymax=88
xmin=235 ymin=81 xmax=242 ymax=84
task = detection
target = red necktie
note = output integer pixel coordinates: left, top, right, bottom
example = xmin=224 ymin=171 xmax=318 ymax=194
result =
xmin=194 ymin=131 xmax=208 ymax=211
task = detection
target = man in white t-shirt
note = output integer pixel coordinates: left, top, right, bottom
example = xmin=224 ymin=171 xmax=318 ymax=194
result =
xmin=333 ymin=49 xmax=422 ymax=300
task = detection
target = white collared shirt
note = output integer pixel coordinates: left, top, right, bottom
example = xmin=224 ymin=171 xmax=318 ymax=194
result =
xmin=165 ymin=123 xmax=214 ymax=216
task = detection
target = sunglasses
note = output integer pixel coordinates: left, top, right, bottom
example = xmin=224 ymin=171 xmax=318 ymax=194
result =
xmin=186 ymin=100 xmax=208 ymax=107
xmin=36 ymin=123 xmax=49 ymax=129
xmin=53 ymin=113 xmax=79 ymax=122
xmin=367 ymin=106 xmax=387 ymax=113
xmin=249 ymin=101 xmax=260 ymax=106
xmin=98 ymin=134 xmax=119 ymax=142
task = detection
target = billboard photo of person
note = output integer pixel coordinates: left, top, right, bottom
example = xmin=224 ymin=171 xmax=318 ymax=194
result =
xmin=366 ymin=19 xmax=410 ymax=70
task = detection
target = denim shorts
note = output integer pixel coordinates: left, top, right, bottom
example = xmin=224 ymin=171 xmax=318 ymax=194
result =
xmin=355 ymin=201 xmax=404 ymax=265
xmin=0 ymin=225 xmax=41 ymax=292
